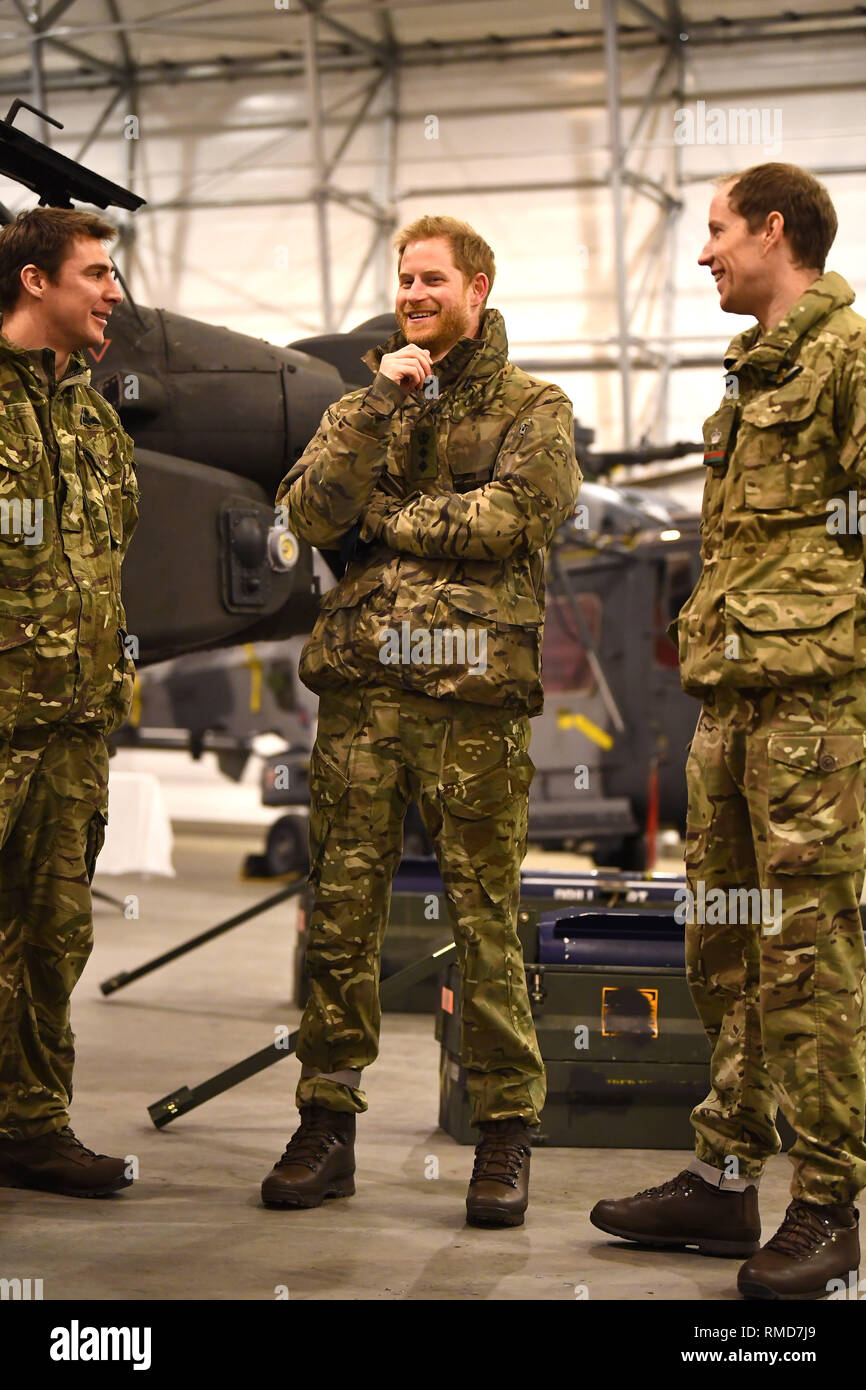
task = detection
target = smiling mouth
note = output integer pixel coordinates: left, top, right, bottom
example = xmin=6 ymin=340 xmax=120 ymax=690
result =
xmin=408 ymin=311 xmax=437 ymax=321
xmin=92 ymin=311 xmax=110 ymax=324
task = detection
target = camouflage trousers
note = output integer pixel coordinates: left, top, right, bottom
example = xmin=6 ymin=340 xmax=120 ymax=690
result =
xmin=684 ymin=672 xmax=866 ymax=1204
xmin=0 ymin=724 xmax=108 ymax=1140
xmin=296 ymin=681 xmax=545 ymax=1126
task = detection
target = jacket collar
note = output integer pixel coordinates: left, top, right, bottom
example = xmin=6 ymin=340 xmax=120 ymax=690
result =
xmin=723 ymin=270 xmax=855 ymax=381
xmin=361 ymin=306 xmax=509 ymax=390
xmin=0 ymin=318 xmax=91 ymax=393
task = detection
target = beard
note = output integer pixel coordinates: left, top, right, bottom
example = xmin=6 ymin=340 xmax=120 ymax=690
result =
xmin=396 ymin=298 xmax=474 ymax=357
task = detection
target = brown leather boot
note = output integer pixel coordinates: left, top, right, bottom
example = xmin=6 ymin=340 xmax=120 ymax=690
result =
xmin=737 ymin=1199 xmax=860 ymax=1300
xmin=465 ymin=1119 xmax=532 ymax=1228
xmin=261 ymin=1104 xmax=356 ymax=1208
xmin=0 ymin=1127 xmax=133 ymax=1197
xmin=590 ymin=1169 xmax=760 ymax=1257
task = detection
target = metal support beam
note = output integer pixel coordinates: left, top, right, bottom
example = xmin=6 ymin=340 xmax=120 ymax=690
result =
xmin=42 ymin=35 xmax=123 ymax=80
xmin=621 ymin=44 xmax=674 ymax=163
xmin=376 ymin=9 xmax=400 ymax=312
xmin=338 ymin=221 xmax=382 ymax=325
xmin=29 ymin=38 xmax=49 ymax=145
xmin=40 ymin=0 xmax=79 ymax=29
xmin=73 ymin=85 xmax=124 ymax=161
xmin=621 ymin=0 xmax=677 ymax=43
xmin=297 ymin=0 xmax=386 ymax=64
xmin=322 ymin=68 xmax=386 ymax=182
xmin=652 ymin=0 xmax=687 ymax=442
xmin=603 ymin=1 xmax=633 ymax=449
xmin=304 ymin=6 xmax=335 ymax=332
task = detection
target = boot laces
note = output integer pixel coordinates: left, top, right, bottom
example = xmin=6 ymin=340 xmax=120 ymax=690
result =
xmin=277 ymin=1114 xmax=345 ymax=1172
xmin=634 ymin=1171 xmax=697 ymax=1201
xmin=57 ymin=1127 xmax=106 ymax=1160
xmin=470 ymin=1131 xmax=530 ymax=1189
xmin=765 ymin=1200 xmax=845 ymax=1258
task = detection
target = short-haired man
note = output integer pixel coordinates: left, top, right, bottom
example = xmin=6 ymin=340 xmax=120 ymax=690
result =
xmin=0 ymin=209 xmax=139 ymax=1196
xmin=267 ymin=215 xmax=581 ymax=1225
xmin=591 ymin=164 xmax=866 ymax=1299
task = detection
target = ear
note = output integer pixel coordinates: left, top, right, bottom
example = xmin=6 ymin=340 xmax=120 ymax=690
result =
xmin=18 ymin=263 xmax=49 ymax=300
xmin=763 ymin=210 xmax=785 ymax=254
xmin=469 ymin=271 xmax=489 ymax=307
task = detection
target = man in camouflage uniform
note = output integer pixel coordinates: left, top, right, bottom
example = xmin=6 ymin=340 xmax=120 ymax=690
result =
xmin=592 ymin=163 xmax=866 ymax=1298
xmin=0 ymin=209 xmax=139 ymax=1197
xmin=263 ymin=215 xmax=580 ymax=1225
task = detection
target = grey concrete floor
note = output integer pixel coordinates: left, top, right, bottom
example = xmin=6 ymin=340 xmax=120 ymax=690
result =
xmin=0 ymin=833 xmax=795 ymax=1302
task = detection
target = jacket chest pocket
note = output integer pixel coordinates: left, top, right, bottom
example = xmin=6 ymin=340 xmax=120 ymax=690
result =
xmin=78 ymin=434 xmax=124 ymax=548
xmin=444 ymin=415 xmax=503 ymax=493
xmin=0 ymin=431 xmax=43 ymax=549
xmin=738 ymin=367 xmax=834 ymax=510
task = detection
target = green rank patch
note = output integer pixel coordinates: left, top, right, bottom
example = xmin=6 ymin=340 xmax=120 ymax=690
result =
xmin=409 ymin=423 xmax=437 ymax=480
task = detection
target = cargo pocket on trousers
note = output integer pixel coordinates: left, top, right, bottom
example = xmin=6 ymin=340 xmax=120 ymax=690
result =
xmin=307 ymin=744 xmax=350 ymax=888
xmin=440 ymin=752 xmax=534 ymax=906
xmin=84 ymin=808 xmax=107 ymax=884
xmin=766 ymin=731 xmax=866 ymax=875
xmin=683 ymin=733 xmax=713 ymax=875
xmin=0 ymin=615 xmax=38 ymax=739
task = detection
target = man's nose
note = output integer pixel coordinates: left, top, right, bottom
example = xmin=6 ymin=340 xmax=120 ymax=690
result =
xmin=105 ymin=279 xmax=123 ymax=304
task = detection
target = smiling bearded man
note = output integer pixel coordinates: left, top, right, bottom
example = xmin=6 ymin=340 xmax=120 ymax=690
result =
xmin=266 ymin=214 xmax=581 ymax=1227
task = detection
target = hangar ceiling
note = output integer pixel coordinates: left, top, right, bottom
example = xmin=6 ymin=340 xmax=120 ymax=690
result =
xmin=0 ymin=0 xmax=863 ymax=448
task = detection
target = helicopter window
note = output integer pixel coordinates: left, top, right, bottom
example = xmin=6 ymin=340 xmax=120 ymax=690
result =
xmin=541 ymin=592 xmax=601 ymax=694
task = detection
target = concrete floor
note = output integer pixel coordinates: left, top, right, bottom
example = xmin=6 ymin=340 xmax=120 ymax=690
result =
xmin=0 ymin=832 xmax=795 ymax=1303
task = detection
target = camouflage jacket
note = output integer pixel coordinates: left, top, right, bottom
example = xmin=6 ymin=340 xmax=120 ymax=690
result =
xmin=0 ymin=331 xmax=139 ymax=736
xmin=277 ymin=307 xmax=581 ymax=714
xmin=672 ymin=270 xmax=866 ymax=696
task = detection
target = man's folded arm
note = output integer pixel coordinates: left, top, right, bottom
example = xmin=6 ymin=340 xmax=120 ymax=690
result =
xmin=358 ymin=389 xmax=581 ymax=560
xmin=276 ymin=372 xmax=405 ymax=548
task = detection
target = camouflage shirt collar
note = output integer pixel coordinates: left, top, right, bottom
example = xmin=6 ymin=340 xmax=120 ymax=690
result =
xmin=0 ymin=321 xmax=91 ymax=393
xmin=361 ymin=306 xmax=509 ymax=389
xmin=723 ymin=270 xmax=855 ymax=378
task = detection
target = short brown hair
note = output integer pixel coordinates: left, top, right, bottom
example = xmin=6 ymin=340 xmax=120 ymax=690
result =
xmin=0 ymin=206 xmax=117 ymax=313
xmin=719 ymin=163 xmax=837 ymax=272
xmin=393 ymin=214 xmax=495 ymax=306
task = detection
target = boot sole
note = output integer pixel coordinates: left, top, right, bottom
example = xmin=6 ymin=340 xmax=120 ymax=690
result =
xmin=591 ymin=1214 xmax=758 ymax=1258
xmin=738 ymin=1279 xmax=840 ymax=1301
xmin=261 ymin=1176 xmax=355 ymax=1209
xmin=0 ymin=1169 xmax=133 ymax=1198
xmin=466 ymin=1206 xmax=526 ymax=1228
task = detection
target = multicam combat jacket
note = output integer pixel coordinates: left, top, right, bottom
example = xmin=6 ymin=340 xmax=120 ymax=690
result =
xmin=278 ymin=307 xmax=581 ymax=715
xmin=0 ymin=332 xmax=139 ymax=737
xmin=672 ymin=271 xmax=866 ymax=695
